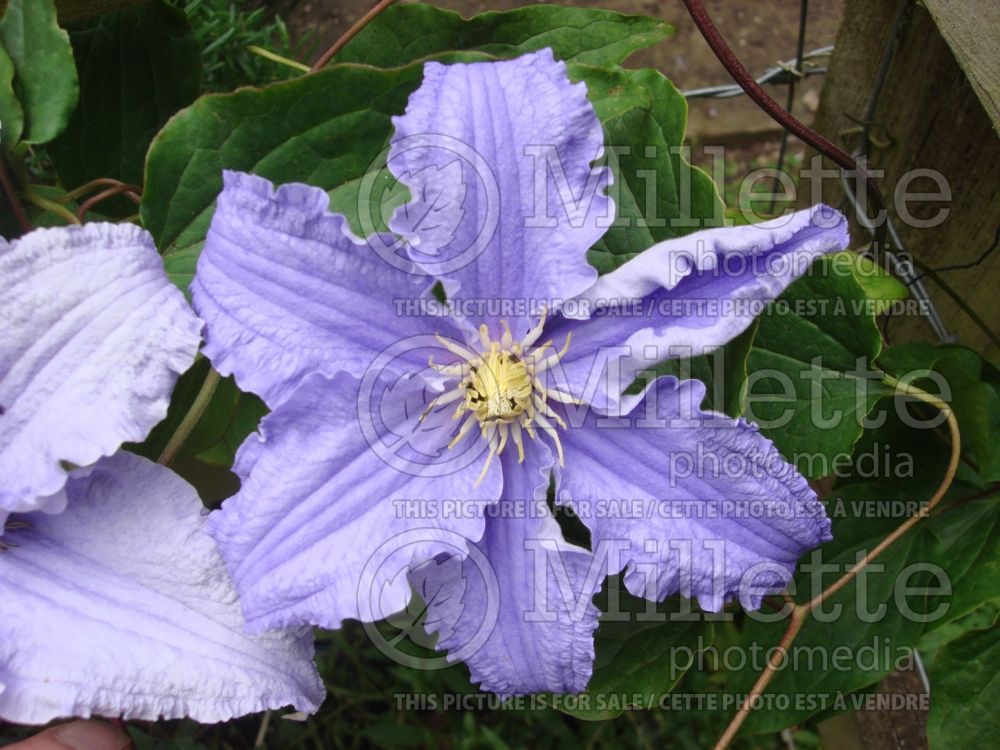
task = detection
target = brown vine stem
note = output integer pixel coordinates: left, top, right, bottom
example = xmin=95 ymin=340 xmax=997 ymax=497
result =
xmin=309 ymin=0 xmax=398 ymax=72
xmin=56 ymin=177 xmax=143 ymax=203
xmin=157 ymin=368 xmax=222 ymax=466
xmin=712 ymin=376 xmax=960 ymax=750
xmin=680 ymin=0 xmax=889 ymax=253
xmin=683 ymin=0 xmax=1000 ymax=369
xmin=77 ymin=183 xmax=142 ymax=222
xmin=23 ymin=187 xmax=80 ymax=225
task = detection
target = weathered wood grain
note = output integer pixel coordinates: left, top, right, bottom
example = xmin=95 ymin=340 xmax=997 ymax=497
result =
xmin=804 ymin=0 xmax=1000 ymax=358
xmin=923 ymin=0 xmax=1000 ymax=133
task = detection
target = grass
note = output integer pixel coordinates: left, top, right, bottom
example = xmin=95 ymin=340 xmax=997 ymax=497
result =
xmin=169 ymin=0 xmax=317 ymax=90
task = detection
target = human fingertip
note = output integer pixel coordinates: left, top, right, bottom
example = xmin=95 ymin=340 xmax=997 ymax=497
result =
xmin=50 ymin=720 xmax=131 ymax=750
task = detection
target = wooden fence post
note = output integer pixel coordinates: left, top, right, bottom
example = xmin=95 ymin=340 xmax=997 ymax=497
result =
xmin=803 ymin=0 xmax=1000 ymax=357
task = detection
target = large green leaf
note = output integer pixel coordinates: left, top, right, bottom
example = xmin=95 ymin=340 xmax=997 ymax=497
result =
xmin=832 ymin=388 xmax=1000 ymax=628
xmin=334 ymin=3 xmax=672 ymax=68
xmin=716 ymin=336 xmax=1000 ymax=732
xmin=193 ymin=392 xmax=268 ymax=468
xmin=559 ymin=579 xmax=715 ymax=721
xmin=162 ymin=244 xmax=202 ymax=300
xmin=744 ymin=252 xmax=891 ymax=478
xmin=631 ymin=319 xmax=758 ymax=418
xmin=725 ymin=488 xmax=1000 ymax=734
xmin=48 ymin=0 xmax=200 ymax=204
xmin=879 ymin=343 xmax=1000 ymax=481
xmin=0 ymin=0 xmax=78 ymax=144
xmin=577 ymin=64 xmax=724 ymax=272
xmin=723 ymin=381 xmax=1000 ymax=734
xmin=927 ymin=624 xmax=1000 ymax=748
xmin=141 ymin=83 xmax=720 ymax=282
xmin=140 ymin=60 xmax=431 ymax=258
xmin=142 ymin=5 xmax=720 ymax=275
xmin=842 ymin=251 xmax=908 ymax=315
xmin=143 ymin=64 xmax=719 ymax=281
xmin=129 ymin=356 xmax=268 ymax=471
xmin=0 ymin=41 xmax=21 ymax=148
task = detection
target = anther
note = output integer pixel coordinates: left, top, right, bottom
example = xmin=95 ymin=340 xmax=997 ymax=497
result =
xmin=429 ymin=311 xmax=579 ymax=483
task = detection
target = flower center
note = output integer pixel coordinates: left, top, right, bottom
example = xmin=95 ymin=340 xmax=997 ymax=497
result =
xmin=425 ymin=313 xmax=579 ymax=487
xmin=466 ymin=349 xmax=532 ymax=422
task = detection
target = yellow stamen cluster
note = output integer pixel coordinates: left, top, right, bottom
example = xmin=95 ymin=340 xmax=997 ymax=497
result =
xmin=424 ymin=313 xmax=579 ymax=487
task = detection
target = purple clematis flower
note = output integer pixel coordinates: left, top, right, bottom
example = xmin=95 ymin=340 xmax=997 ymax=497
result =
xmin=0 ymin=224 xmax=323 ymax=723
xmin=194 ymin=49 xmax=847 ymax=695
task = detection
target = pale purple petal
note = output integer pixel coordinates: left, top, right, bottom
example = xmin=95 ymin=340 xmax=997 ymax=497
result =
xmin=0 ymin=452 xmax=323 ymax=725
xmin=411 ymin=442 xmax=602 ymax=695
xmin=388 ymin=48 xmax=611 ymax=337
xmin=192 ymin=171 xmax=461 ymax=409
xmin=208 ymin=370 xmax=503 ymax=633
xmin=548 ymin=206 xmax=849 ymax=414
xmin=0 ymin=224 xmax=202 ymax=523
xmin=556 ymin=377 xmax=831 ymax=611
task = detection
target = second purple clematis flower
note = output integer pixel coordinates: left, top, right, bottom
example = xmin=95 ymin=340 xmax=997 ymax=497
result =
xmin=195 ymin=49 xmax=847 ymax=695
xmin=0 ymin=224 xmax=323 ymax=722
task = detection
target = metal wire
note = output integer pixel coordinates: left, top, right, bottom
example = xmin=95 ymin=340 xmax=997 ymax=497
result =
xmin=909 ymin=223 xmax=1000 ymax=284
xmin=770 ymin=0 xmax=811 ymax=214
xmin=681 ymin=1 xmax=989 ymax=349
xmin=839 ymin=168 xmax=954 ymax=342
xmin=860 ymin=0 xmax=913 ymax=157
xmin=681 ymin=45 xmax=832 ymax=99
